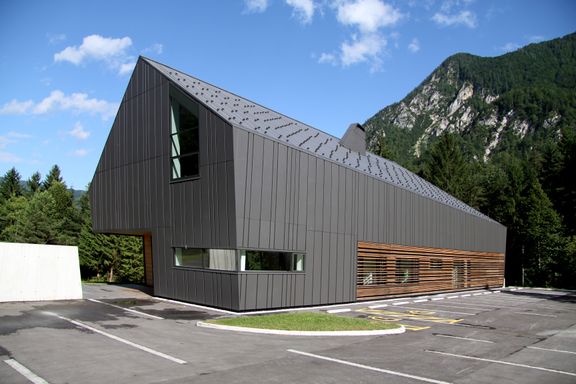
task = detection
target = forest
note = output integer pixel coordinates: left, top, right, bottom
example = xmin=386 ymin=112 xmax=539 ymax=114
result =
xmin=375 ymin=126 xmax=576 ymax=289
xmin=0 ymin=165 xmax=143 ymax=283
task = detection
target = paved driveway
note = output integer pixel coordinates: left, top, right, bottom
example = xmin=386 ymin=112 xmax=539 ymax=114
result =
xmin=1 ymin=285 xmax=574 ymax=383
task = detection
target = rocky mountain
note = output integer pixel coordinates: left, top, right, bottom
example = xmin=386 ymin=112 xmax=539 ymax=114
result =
xmin=364 ymin=32 xmax=576 ymax=166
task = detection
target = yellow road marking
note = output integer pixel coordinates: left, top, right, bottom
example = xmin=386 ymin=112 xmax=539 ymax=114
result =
xmin=358 ymin=308 xmax=462 ymax=325
xmin=368 ymin=316 xmax=431 ymax=331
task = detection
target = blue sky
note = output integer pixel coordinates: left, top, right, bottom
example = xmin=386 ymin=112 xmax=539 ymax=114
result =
xmin=0 ymin=0 xmax=574 ymax=189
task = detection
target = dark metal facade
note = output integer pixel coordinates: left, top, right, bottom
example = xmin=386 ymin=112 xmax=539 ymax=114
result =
xmin=91 ymin=58 xmax=507 ymax=311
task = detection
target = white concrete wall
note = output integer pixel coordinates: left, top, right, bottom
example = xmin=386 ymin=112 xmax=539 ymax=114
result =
xmin=0 ymin=242 xmax=83 ymax=302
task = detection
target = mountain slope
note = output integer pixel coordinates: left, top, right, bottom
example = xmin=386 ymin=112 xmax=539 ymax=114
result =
xmin=364 ymin=32 xmax=576 ymax=165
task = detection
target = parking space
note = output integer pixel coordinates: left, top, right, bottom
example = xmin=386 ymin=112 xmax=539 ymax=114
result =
xmin=1 ymin=286 xmax=575 ymax=383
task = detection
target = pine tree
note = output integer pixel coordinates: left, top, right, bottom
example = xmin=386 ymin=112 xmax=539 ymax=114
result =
xmin=27 ymin=172 xmax=42 ymax=194
xmin=42 ymin=164 xmax=64 ymax=190
xmin=0 ymin=167 xmax=23 ymax=199
xmin=420 ymin=133 xmax=471 ymax=203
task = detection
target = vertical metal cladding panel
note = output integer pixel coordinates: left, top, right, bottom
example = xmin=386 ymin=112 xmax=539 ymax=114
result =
xmin=274 ymin=145 xmax=288 ymax=250
xmin=312 ymin=230 xmax=323 ymax=304
xmin=233 ymin=129 xmax=248 ymax=245
xmin=314 ymin=158 xmax=324 ymax=232
xmin=260 ymin=139 xmax=274 ymax=248
xmin=306 ymin=155 xmax=317 ymax=231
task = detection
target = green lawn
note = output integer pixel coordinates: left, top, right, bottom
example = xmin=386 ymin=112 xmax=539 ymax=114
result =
xmin=207 ymin=311 xmax=400 ymax=331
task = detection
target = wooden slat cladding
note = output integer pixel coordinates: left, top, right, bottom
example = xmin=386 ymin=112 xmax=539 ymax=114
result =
xmin=357 ymin=241 xmax=504 ymax=299
xmin=143 ymin=234 xmax=153 ymax=287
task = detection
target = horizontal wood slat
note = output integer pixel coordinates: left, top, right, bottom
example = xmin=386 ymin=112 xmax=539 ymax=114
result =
xmin=357 ymin=241 xmax=504 ymax=300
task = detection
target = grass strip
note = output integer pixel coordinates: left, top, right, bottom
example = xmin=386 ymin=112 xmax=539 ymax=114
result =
xmin=207 ymin=311 xmax=400 ymax=331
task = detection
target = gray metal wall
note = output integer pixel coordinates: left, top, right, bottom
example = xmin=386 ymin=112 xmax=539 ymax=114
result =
xmin=92 ymin=59 xmax=506 ymax=311
xmin=232 ymin=128 xmax=507 ymax=310
xmin=91 ymin=59 xmax=239 ymax=309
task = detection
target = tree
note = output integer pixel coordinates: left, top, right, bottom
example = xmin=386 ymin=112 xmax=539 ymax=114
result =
xmin=420 ymin=133 xmax=475 ymax=205
xmin=557 ymin=129 xmax=576 ymax=235
xmin=77 ymin=190 xmax=143 ymax=282
xmin=42 ymin=164 xmax=64 ymax=190
xmin=27 ymin=172 xmax=42 ymax=194
xmin=4 ymin=191 xmax=59 ymax=244
xmin=0 ymin=195 xmax=28 ymax=241
xmin=0 ymin=167 xmax=23 ymax=199
xmin=374 ymin=134 xmax=398 ymax=162
xmin=516 ymin=171 xmax=563 ymax=286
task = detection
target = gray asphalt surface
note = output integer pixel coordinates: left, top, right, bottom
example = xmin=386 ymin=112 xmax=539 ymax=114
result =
xmin=1 ymin=284 xmax=574 ymax=383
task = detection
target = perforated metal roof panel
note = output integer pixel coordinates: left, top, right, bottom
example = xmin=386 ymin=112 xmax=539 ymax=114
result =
xmin=143 ymin=57 xmax=489 ymax=220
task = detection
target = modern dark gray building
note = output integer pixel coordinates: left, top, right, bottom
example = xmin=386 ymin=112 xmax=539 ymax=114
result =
xmin=91 ymin=57 xmax=506 ymax=311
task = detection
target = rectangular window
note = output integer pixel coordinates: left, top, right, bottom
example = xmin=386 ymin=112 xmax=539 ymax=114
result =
xmin=395 ymin=258 xmax=419 ymax=284
xmin=240 ymin=250 xmax=305 ymax=272
xmin=174 ymin=248 xmax=236 ymax=271
xmin=174 ymin=248 xmax=304 ymax=272
xmin=170 ymin=89 xmax=199 ymax=180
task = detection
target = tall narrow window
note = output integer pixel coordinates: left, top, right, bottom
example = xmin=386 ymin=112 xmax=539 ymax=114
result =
xmin=170 ymin=91 xmax=199 ymax=180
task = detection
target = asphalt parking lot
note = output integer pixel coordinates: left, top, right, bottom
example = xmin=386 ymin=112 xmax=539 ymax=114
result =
xmin=1 ymin=285 xmax=575 ymax=384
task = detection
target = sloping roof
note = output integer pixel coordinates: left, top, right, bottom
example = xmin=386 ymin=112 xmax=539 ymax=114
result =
xmin=143 ymin=57 xmax=489 ymax=220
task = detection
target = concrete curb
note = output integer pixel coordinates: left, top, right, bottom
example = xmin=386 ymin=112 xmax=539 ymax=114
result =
xmin=196 ymin=321 xmax=406 ymax=336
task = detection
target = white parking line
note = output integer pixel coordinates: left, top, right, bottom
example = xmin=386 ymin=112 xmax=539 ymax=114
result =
xmin=44 ymin=312 xmax=186 ymax=364
xmin=434 ymin=334 xmax=494 ymax=343
xmin=460 ymin=294 xmax=471 ymax=297
xmin=420 ymin=303 xmax=487 ymax=312
xmin=4 ymin=359 xmax=49 ymax=384
xmin=431 ymin=297 xmax=445 ymax=301
xmin=426 ymin=350 xmax=576 ymax=377
xmin=327 ymin=308 xmax=351 ymax=314
xmin=528 ymin=346 xmax=576 ymax=355
xmin=369 ymin=304 xmax=388 ymax=309
xmin=392 ymin=301 xmax=410 ymax=306
xmin=414 ymin=299 xmax=429 ymax=303
xmin=513 ymin=312 xmax=557 ymax=318
xmin=446 ymin=296 xmax=459 ymax=299
xmin=288 ymin=349 xmax=451 ymax=384
xmin=88 ymin=299 xmax=164 ymax=320
xmin=441 ymin=301 xmax=500 ymax=309
xmin=472 ymin=293 xmax=483 ymax=296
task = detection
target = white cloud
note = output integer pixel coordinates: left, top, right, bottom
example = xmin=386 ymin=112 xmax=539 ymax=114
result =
xmin=71 ymin=149 xmax=89 ymax=157
xmin=47 ymin=33 xmax=66 ymax=45
xmin=0 ymin=99 xmax=34 ymax=114
xmin=341 ymin=33 xmax=386 ymax=69
xmin=318 ymin=52 xmax=338 ymax=65
xmin=119 ymin=62 xmax=136 ymax=75
xmin=336 ymin=0 xmax=403 ymax=33
xmin=408 ymin=37 xmax=420 ymax=53
xmin=0 ymin=131 xmax=31 ymax=163
xmin=143 ymin=43 xmax=163 ymax=55
xmin=432 ymin=10 xmax=477 ymax=28
xmin=528 ymin=35 xmax=545 ymax=43
xmin=0 ymin=151 xmax=21 ymax=163
xmin=54 ymin=34 xmax=134 ymax=75
xmin=68 ymin=122 xmax=90 ymax=140
xmin=286 ymin=0 xmax=315 ymax=24
xmin=244 ymin=0 xmax=269 ymax=13
xmin=0 ymin=136 xmax=12 ymax=150
xmin=0 ymin=90 xmax=118 ymax=120
xmin=498 ymin=42 xmax=520 ymax=53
